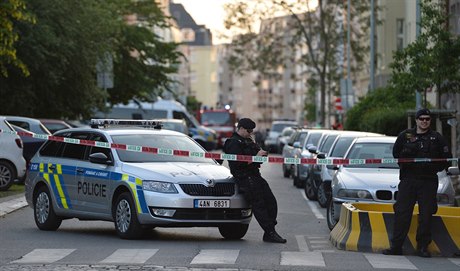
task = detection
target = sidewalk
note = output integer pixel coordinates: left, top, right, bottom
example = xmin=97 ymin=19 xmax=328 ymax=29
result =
xmin=0 ymin=194 xmax=28 ymax=217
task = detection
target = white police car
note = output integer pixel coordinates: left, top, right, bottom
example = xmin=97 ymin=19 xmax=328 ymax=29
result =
xmin=25 ymin=119 xmax=251 ymax=239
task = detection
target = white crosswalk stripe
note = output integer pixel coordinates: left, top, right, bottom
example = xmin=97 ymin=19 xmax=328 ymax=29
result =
xmin=100 ymin=249 xmax=158 ymax=264
xmin=448 ymin=257 xmax=460 ymax=267
xmin=12 ymin=249 xmax=75 ymax=264
xmin=190 ymin=249 xmax=239 ymax=264
xmin=280 ymin=235 xmax=326 ymax=267
xmin=364 ymin=253 xmax=417 ymax=270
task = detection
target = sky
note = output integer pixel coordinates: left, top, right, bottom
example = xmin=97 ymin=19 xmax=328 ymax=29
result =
xmin=172 ymin=0 xmax=232 ymax=44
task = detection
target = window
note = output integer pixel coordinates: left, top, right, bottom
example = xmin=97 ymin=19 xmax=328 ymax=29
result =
xmin=88 ymin=134 xmax=112 ymax=160
xmin=61 ymin=133 xmax=89 ymax=160
xmin=396 ymin=19 xmax=404 ymax=51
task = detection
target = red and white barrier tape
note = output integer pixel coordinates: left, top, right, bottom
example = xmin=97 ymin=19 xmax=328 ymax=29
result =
xmin=2 ymin=129 xmax=457 ymax=165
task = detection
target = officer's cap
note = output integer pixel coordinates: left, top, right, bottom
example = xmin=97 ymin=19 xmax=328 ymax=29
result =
xmin=415 ymin=108 xmax=431 ymax=119
xmin=237 ymin=118 xmax=256 ymax=129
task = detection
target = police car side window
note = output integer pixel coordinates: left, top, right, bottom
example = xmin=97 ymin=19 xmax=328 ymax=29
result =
xmin=39 ymin=132 xmax=69 ymax=157
xmin=61 ymin=132 xmax=89 ymax=160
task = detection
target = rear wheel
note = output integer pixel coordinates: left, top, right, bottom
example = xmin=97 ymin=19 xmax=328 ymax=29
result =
xmin=34 ymin=186 xmax=62 ymax=231
xmin=282 ymin=164 xmax=290 ymax=178
xmin=219 ymin=224 xmax=249 ymax=240
xmin=327 ymin=199 xmax=338 ymax=231
xmin=0 ymin=161 xmax=15 ymax=191
xmin=317 ymin=182 xmax=331 ymax=208
xmin=304 ymin=177 xmax=317 ymax=200
xmin=113 ymin=192 xmax=145 ymax=239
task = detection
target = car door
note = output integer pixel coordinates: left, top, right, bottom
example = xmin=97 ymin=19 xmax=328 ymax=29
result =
xmin=76 ymin=133 xmax=114 ymax=215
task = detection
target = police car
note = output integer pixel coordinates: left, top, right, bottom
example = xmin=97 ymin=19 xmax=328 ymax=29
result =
xmin=25 ymin=119 xmax=251 ymax=239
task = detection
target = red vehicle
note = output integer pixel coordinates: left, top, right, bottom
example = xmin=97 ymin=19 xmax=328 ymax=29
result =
xmin=197 ymin=109 xmax=236 ymax=148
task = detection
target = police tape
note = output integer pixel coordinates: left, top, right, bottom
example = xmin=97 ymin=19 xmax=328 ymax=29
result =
xmin=2 ymin=129 xmax=458 ymax=165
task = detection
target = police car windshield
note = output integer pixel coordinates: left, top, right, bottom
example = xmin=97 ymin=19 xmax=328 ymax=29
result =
xmin=112 ymin=134 xmax=212 ymax=163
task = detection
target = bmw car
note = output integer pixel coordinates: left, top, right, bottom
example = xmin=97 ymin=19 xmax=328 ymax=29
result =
xmin=25 ymin=119 xmax=251 ymax=239
xmin=327 ymin=136 xmax=455 ymax=230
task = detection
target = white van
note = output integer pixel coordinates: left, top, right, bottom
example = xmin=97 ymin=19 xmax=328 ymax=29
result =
xmin=94 ymin=99 xmax=217 ymax=150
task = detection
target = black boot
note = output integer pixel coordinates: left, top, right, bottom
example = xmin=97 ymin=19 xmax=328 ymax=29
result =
xmin=417 ymin=247 xmax=431 ymax=258
xmin=263 ymin=231 xmax=287 ymax=243
xmin=382 ymin=247 xmax=403 ymax=256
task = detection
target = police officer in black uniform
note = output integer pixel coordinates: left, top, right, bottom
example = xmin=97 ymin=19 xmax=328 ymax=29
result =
xmin=223 ymin=118 xmax=286 ymax=243
xmin=383 ymin=108 xmax=451 ymax=257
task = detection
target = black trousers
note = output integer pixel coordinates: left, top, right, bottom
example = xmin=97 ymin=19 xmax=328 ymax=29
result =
xmin=238 ymin=175 xmax=278 ymax=233
xmin=391 ymin=178 xmax=438 ymax=249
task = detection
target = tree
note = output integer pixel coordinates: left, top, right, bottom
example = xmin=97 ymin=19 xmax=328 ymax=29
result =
xmin=0 ymin=0 xmax=35 ymax=76
xmin=390 ymin=0 xmax=460 ymax=107
xmin=223 ymin=0 xmax=372 ymax=125
xmin=0 ymin=0 xmax=181 ymax=119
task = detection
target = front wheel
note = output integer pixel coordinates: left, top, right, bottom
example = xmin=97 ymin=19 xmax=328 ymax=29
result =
xmin=304 ymin=177 xmax=317 ymax=200
xmin=317 ymin=182 xmax=331 ymax=208
xmin=34 ymin=186 xmax=62 ymax=231
xmin=113 ymin=192 xmax=145 ymax=239
xmin=327 ymin=199 xmax=338 ymax=231
xmin=218 ymin=224 xmax=249 ymax=240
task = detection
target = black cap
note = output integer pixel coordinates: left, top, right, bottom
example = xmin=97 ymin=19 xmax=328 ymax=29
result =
xmin=237 ymin=118 xmax=256 ymax=129
xmin=415 ymin=108 xmax=431 ymax=119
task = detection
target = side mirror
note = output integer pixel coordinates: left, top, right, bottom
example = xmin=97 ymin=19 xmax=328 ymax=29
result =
xmin=293 ymin=142 xmax=301 ymax=148
xmin=317 ymin=153 xmax=326 ymax=159
xmin=308 ymin=145 xmax=318 ymax=154
xmin=326 ymin=164 xmax=339 ymax=170
xmin=89 ymin=152 xmax=112 ymax=165
xmin=448 ymin=166 xmax=460 ymax=175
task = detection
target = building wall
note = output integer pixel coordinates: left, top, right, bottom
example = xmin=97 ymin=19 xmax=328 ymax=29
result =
xmin=189 ymin=46 xmax=219 ymax=109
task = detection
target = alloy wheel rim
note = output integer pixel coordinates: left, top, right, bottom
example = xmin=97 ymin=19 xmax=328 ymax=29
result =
xmin=0 ymin=166 xmax=11 ymax=187
xmin=116 ymin=199 xmax=131 ymax=233
xmin=36 ymin=192 xmax=50 ymax=224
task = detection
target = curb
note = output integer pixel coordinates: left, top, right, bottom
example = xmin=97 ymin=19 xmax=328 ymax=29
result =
xmin=0 ymin=195 xmax=28 ymax=217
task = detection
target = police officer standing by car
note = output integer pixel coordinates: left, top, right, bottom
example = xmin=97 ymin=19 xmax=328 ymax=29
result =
xmin=223 ymin=118 xmax=286 ymax=243
xmin=383 ymin=108 xmax=451 ymax=257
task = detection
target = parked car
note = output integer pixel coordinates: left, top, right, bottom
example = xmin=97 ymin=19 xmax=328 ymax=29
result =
xmin=39 ymin=119 xmax=73 ymax=134
xmin=0 ymin=117 xmax=27 ymax=190
xmin=4 ymin=116 xmax=51 ymax=135
xmin=25 ymin=119 xmax=251 ymax=239
xmin=265 ymin=120 xmax=297 ymax=153
xmin=10 ymin=124 xmax=48 ymax=164
xmin=292 ymin=129 xmax=331 ymax=188
xmin=306 ymin=131 xmax=382 ymax=207
xmin=281 ymin=128 xmax=309 ymax=178
xmin=327 ymin=136 xmax=455 ymax=230
xmin=276 ymin=127 xmax=295 ymax=154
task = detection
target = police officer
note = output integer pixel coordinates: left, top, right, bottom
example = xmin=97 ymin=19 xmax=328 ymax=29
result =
xmin=223 ymin=118 xmax=286 ymax=243
xmin=383 ymin=108 xmax=451 ymax=257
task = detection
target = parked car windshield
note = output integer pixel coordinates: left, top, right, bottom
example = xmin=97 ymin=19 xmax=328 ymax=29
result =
xmin=112 ymin=134 xmax=212 ymax=163
xmin=344 ymin=142 xmax=398 ymax=169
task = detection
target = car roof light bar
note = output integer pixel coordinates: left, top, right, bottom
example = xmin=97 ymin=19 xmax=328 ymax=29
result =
xmin=90 ymin=119 xmax=162 ymax=129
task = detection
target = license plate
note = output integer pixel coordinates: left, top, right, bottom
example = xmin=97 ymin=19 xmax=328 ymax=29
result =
xmin=194 ymin=199 xmax=230 ymax=208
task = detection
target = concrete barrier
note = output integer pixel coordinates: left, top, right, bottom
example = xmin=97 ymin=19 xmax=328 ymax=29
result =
xmin=330 ymin=202 xmax=460 ymax=256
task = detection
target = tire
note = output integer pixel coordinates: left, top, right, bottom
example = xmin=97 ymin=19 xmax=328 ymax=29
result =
xmin=282 ymin=164 xmax=290 ymax=178
xmin=0 ymin=161 xmax=15 ymax=191
xmin=292 ymin=166 xmax=300 ymax=187
xmin=317 ymin=182 xmax=331 ymax=208
xmin=113 ymin=192 xmax=145 ymax=239
xmin=218 ymin=224 xmax=249 ymax=240
xmin=327 ymin=199 xmax=338 ymax=231
xmin=304 ymin=176 xmax=317 ymax=200
xmin=34 ymin=186 xmax=62 ymax=231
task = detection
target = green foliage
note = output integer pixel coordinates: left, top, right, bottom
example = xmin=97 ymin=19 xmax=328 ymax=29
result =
xmin=390 ymin=0 xmax=460 ymax=102
xmin=345 ymin=87 xmax=414 ymax=135
xmin=0 ymin=0 xmax=35 ymax=76
xmin=186 ymin=96 xmax=201 ymax=115
xmin=0 ymin=0 xmax=180 ymax=119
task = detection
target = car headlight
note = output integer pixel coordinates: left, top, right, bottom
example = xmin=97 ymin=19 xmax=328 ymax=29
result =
xmin=337 ymin=189 xmax=372 ymax=199
xmin=143 ymin=181 xmax=178 ymax=193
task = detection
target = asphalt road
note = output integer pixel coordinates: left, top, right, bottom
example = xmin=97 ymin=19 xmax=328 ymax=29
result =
xmin=1 ymin=160 xmax=460 ymax=271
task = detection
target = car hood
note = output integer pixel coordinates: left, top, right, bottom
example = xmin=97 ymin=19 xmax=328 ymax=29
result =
xmin=121 ymin=162 xmax=233 ymax=184
xmin=337 ymin=167 xmax=399 ymax=190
